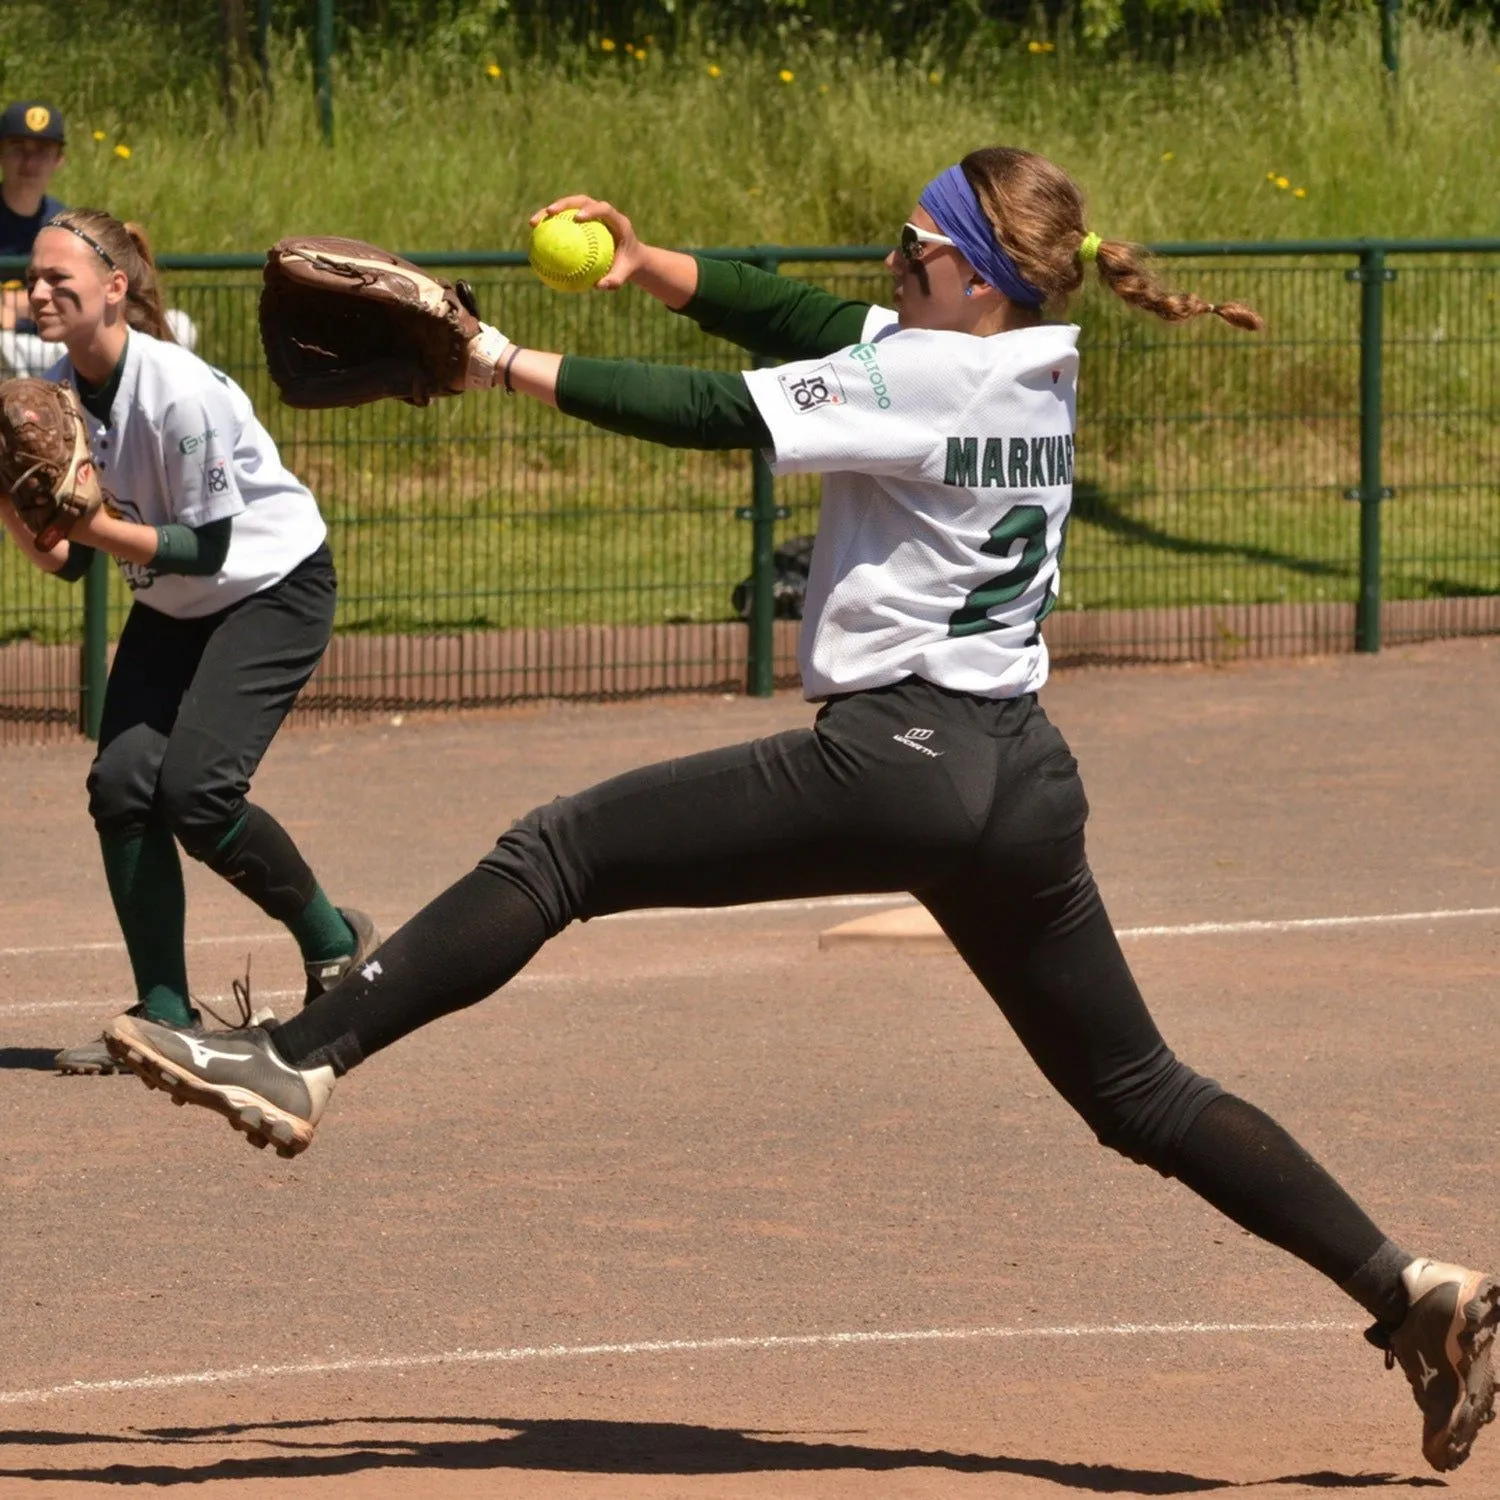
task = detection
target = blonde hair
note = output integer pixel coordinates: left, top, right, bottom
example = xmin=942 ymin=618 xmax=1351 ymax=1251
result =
xmin=960 ymin=146 xmax=1264 ymax=332
xmin=45 ymin=207 xmax=176 ymax=342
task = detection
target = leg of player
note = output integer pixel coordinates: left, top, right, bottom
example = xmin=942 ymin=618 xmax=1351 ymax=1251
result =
xmin=154 ymin=544 xmax=380 ymax=1006
xmin=57 ymin=601 xmax=201 ymax=1075
xmin=919 ymin=869 xmax=1500 ymax=1474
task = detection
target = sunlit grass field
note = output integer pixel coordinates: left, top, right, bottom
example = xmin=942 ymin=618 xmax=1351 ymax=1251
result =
xmin=0 ymin=11 xmax=1496 ymax=648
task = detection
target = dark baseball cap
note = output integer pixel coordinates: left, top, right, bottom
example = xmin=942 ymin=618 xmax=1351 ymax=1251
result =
xmin=0 ymin=101 xmax=65 ymax=145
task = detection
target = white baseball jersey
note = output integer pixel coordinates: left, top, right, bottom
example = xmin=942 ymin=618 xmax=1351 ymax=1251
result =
xmin=48 ymin=332 xmax=326 ymax=618
xmin=742 ymin=306 xmax=1079 ymax=700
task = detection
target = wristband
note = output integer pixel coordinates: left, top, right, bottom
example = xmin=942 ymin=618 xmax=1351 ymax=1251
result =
xmin=501 ymin=344 xmax=522 ymax=394
xmin=464 ymin=322 xmax=511 ymax=391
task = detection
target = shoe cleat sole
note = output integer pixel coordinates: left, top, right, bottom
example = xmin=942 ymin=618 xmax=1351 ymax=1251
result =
xmin=1428 ymin=1274 xmax=1500 ymax=1471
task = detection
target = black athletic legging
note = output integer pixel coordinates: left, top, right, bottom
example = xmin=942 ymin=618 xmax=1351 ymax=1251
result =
xmin=273 ymin=675 xmax=1402 ymax=1311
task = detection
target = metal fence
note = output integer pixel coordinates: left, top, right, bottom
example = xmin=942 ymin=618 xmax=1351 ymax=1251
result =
xmin=1 ymin=239 xmax=1496 ymax=743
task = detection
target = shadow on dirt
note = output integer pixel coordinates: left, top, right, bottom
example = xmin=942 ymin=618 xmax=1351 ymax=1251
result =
xmin=0 ymin=1415 xmax=1446 ymax=1491
xmin=0 ymin=1047 xmax=63 ymax=1071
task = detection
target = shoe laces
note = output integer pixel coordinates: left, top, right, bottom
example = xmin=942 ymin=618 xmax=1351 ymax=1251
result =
xmin=199 ymin=955 xmax=258 ymax=1031
xmin=1363 ymin=1319 xmax=1398 ymax=1371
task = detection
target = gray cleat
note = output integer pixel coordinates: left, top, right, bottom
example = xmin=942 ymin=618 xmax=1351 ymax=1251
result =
xmin=302 ymin=906 xmax=382 ymax=1006
xmin=104 ymin=1012 xmax=336 ymax=1158
xmin=56 ymin=1004 xmax=203 ymax=1076
xmin=1368 ymin=1256 xmax=1500 ymax=1472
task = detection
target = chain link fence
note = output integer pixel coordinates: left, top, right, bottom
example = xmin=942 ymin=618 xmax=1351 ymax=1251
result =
xmin=1 ymin=240 xmax=1496 ymax=742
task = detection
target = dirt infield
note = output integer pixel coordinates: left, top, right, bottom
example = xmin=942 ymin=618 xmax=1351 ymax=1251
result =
xmin=2 ymin=637 xmax=1498 ymax=1498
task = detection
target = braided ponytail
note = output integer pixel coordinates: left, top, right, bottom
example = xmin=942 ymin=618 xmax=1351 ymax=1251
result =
xmin=1091 ymin=238 xmax=1264 ymax=331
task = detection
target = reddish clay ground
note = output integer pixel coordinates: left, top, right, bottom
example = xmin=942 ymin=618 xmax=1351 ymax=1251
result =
xmin=2 ymin=637 xmax=1498 ymax=1497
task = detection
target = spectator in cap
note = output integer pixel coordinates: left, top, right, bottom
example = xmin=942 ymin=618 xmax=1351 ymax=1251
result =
xmin=0 ymin=101 xmax=67 ymax=258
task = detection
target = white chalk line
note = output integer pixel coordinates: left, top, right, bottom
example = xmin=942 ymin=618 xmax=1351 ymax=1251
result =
xmin=4 ymin=898 xmax=1498 ymax=965
xmin=1117 ymin=906 xmax=1500 ymax=940
xmin=0 ymin=1317 xmax=1363 ymax=1408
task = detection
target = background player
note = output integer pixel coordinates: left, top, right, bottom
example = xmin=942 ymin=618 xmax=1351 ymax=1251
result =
xmin=0 ymin=100 xmax=66 ymax=339
xmin=0 ymin=206 xmax=378 ymax=1073
xmin=109 ymin=148 xmax=1497 ymax=1473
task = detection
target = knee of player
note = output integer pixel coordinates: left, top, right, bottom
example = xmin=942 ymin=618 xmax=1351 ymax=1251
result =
xmin=156 ymin=773 xmax=242 ymax=859
xmin=1088 ymin=1055 xmax=1224 ymax=1174
xmin=476 ymin=810 xmax=576 ymax=937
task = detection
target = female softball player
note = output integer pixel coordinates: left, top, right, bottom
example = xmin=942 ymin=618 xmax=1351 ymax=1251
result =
xmin=0 ymin=206 xmax=378 ymax=1073
xmin=109 ymin=149 xmax=1496 ymax=1471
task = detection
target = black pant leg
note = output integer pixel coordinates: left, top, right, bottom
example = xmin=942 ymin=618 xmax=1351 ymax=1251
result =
xmin=87 ymin=603 xmax=210 ymax=837
xmin=156 ymin=547 xmax=336 ymax=859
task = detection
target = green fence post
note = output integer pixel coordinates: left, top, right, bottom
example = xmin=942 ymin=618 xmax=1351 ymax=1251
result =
xmin=80 ymin=550 xmax=109 ymax=739
xmin=1348 ymin=243 xmax=1393 ymax=653
xmin=314 ymin=0 xmax=334 ymax=145
xmin=742 ymin=253 xmax=785 ymax=697
xmin=255 ymin=0 xmax=273 ymax=90
xmin=1379 ymin=0 xmax=1401 ymax=76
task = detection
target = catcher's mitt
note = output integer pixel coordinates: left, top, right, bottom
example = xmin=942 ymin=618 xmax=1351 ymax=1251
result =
xmin=260 ymin=237 xmax=508 ymax=409
xmin=0 ymin=377 xmax=104 ymax=552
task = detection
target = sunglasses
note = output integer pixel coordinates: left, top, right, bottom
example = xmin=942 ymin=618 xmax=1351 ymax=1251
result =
xmin=899 ymin=222 xmax=956 ymax=263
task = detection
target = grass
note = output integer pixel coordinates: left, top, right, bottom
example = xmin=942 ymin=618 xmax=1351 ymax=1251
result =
xmin=5 ymin=12 xmax=1499 ymax=252
xmin=0 ymin=13 xmax=1496 ymax=651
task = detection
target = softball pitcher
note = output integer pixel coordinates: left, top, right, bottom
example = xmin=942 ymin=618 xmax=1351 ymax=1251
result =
xmin=0 ymin=207 xmax=379 ymax=1072
xmin=109 ymin=149 xmax=1496 ymax=1472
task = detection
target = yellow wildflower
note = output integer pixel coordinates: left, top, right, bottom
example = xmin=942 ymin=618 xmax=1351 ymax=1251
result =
xmin=485 ymin=62 xmax=502 ymax=78
xmin=600 ymin=37 xmax=616 ymax=52
xmin=779 ymin=69 xmax=795 ymax=83
xmin=625 ymin=41 xmax=635 ymax=54
xmin=1161 ymin=150 xmax=1175 ymax=162
xmin=635 ymin=48 xmax=647 ymax=61
xmin=1275 ymin=175 xmax=1289 ymax=188
xmin=113 ymin=143 xmax=131 ymax=159
xmin=706 ymin=64 xmax=722 ymax=78
xmin=1293 ymin=186 xmax=1307 ymax=198
xmin=1027 ymin=40 xmax=1056 ymax=54
xmin=91 ymin=129 xmax=105 ymax=141
xmin=818 ymin=83 xmax=829 ymax=94
xmin=928 ymin=70 xmax=942 ymax=85
xmin=1265 ymin=170 xmax=1278 ymax=181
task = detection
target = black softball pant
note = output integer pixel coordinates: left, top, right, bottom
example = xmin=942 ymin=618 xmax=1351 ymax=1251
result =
xmin=275 ymin=674 xmax=1396 ymax=1301
xmin=87 ymin=545 xmax=336 ymax=856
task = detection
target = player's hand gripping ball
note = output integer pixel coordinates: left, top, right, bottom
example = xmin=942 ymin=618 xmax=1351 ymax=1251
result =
xmin=529 ymin=209 xmax=615 ymax=294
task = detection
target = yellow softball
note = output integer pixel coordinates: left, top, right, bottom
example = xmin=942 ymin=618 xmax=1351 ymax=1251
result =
xmin=529 ymin=209 xmax=615 ymax=294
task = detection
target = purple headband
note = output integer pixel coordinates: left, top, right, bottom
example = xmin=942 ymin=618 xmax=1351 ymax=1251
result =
xmin=918 ymin=164 xmax=1044 ymax=308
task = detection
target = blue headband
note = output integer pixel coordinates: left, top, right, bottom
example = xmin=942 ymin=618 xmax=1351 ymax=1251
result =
xmin=918 ymin=164 xmax=1044 ymax=308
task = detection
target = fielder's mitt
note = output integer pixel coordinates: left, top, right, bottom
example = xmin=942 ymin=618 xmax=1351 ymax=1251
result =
xmin=260 ymin=237 xmax=507 ymax=408
xmin=0 ymin=377 xmax=103 ymax=552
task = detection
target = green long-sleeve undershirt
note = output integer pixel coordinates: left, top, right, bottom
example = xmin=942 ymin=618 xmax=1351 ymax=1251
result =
xmin=555 ymin=255 xmax=876 ymax=450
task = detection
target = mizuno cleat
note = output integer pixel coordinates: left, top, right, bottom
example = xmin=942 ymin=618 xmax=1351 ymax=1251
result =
xmin=104 ymin=1013 xmax=335 ymax=1158
xmin=1367 ymin=1257 xmax=1500 ymax=1472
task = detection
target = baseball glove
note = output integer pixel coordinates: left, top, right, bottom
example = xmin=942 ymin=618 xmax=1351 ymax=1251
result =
xmin=0 ymin=377 xmax=104 ymax=552
xmin=260 ymin=236 xmax=509 ymax=409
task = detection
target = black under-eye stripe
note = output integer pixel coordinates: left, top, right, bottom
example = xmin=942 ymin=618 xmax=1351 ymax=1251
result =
xmin=47 ymin=219 xmax=118 ymax=271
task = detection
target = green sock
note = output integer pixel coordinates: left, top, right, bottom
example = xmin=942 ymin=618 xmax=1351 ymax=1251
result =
xmin=287 ymin=886 xmax=357 ymax=965
xmin=98 ymin=826 xmax=195 ymax=1028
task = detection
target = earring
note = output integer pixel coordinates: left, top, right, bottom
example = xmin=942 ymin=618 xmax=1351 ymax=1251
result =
xmin=964 ymin=287 xmax=973 ymax=298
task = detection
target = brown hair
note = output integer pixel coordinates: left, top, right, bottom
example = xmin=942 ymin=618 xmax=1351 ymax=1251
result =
xmin=959 ymin=146 xmax=1264 ymax=332
xmin=45 ymin=207 xmax=176 ymax=342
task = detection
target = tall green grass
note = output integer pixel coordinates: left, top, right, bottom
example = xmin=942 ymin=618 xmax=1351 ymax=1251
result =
xmin=4 ymin=10 xmax=1499 ymax=254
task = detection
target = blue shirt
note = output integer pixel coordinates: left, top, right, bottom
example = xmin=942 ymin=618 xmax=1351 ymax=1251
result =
xmin=0 ymin=191 xmax=65 ymax=259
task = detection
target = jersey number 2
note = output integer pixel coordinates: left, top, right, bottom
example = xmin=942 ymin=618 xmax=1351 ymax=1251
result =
xmin=947 ymin=503 xmax=1053 ymax=639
